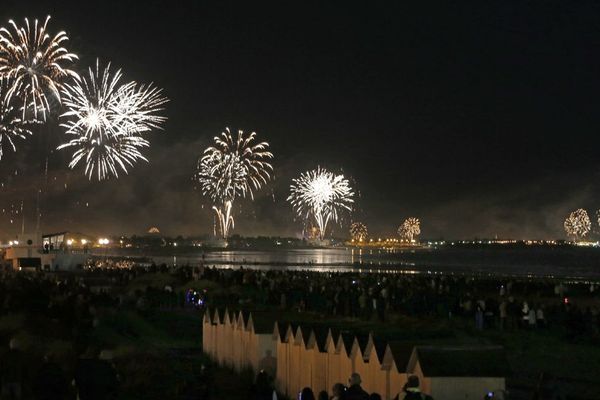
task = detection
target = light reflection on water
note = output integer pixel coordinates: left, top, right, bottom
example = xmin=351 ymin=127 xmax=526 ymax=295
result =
xmin=102 ymin=247 xmax=600 ymax=279
xmin=152 ymin=248 xmax=410 ymax=268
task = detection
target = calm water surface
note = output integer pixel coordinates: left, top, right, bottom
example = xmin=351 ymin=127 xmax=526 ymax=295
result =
xmin=101 ymin=247 xmax=600 ymax=279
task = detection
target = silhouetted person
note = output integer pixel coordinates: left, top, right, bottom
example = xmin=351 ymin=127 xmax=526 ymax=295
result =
xmin=332 ymin=383 xmax=347 ymax=400
xmin=346 ymin=373 xmax=369 ymax=400
xmin=402 ymin=375 xmax=433 ymax=400
xmin=300 ymin=387 xmax=315 ymax=400
xmin=255 ymin=369 xmax=275 ymax=400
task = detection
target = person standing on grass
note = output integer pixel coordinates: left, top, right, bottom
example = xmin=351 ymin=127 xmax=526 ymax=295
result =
xmin=528 ymin=306 xmax=537 ymax=328
xmin=475 ymin=304 xmax=484 ymax=330
xmin=499 ymin=299 xmax=507 ymax=330
xmin=536 ymin=305 xmax=546 ymax=328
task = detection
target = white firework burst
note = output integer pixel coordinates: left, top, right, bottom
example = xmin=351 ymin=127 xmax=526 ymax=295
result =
xmin=564 ymin=208 xmax=590 ymax=240
xmin=195 ymin=128 xmax=273 ymax=238
xmin=288 ymin=167 xmax=354 ymax=240
xmin=57 ymin=60 xmax=167 ymax=180
xmin=0 ymin=16 xmax=78 ymax=120
xmin=398 ymin=217 xmax=421 ymax=242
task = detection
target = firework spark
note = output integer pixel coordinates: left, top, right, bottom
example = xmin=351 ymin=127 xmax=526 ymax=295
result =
xmin=350 ymin=222 xmax=368 ymax=242
xmin=0 ymin=78 xmax=36 ymax=160
xmin=0 ymin=16 xmax=78 ymax=120
xmin=564 ymin=208 xmax=590 ymax=240
xmin=288 ymin=167 xmax=354 ymax=240
xmin=195 ymin=128 xmax=273 ymax=238
xmin=398 ymin=217 xmax=421 ymax=242
xmin=57 ymin=60 xmax=167 ymax=180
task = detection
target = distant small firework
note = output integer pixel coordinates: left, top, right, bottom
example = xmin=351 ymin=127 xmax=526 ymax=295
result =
xmin=350 ymin=222 xmax=368 ymax=242
xmin=564 ymin=208 xmax=590 ymax=240
xmin=196 ymin=128 xmax=273 ymax=238
xmin=0 ymin=16 xmax=78 ymax=120
xmin=288 ymin=167 xmax=354 ymax=240
xmin=398 ymin=217 xmax=421 ymax=242
xmin=0 ymin=79 xmax=35 ymax=160
xmin=58 ymin=60 xmax=167 ymax=180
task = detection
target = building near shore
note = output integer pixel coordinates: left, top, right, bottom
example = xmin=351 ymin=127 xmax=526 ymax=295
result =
xmin=42 ymin=231 xmax=96 ymax=250
xmin=2 ymin=232 xmax=89 ymax=271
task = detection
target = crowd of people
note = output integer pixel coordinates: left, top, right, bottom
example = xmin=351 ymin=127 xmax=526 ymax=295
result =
xmin=0 ymin=262 xmax=215 ymax=399
xmin=198 ymin=266 xmax=600 ymax=341
xmin=0 ymin=270 xmax=121 ymax=399
xmin=1 ymin=260 xmax=598 ymax=398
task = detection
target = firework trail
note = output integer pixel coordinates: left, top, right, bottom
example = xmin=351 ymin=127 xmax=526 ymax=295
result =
xmin=0 ymin=78 xmax=37 ymax=159
xmin=196 ymin=128 xmax=273 ymax=238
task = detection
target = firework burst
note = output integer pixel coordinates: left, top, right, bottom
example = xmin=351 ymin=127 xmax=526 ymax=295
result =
xmin=288 ymin=167 xmax=354 ymax=240
xmin=350 ymin=222 xmax=368 ymax=242
xmin=398 ymin=217 xmax=421 ymax=242
xmin=0 ymin=16 xmax=78 ymax=120
xmin=195 ymin=128 xmax=273 ymax=238
xmin=564 ymin=208 xmax=590 ymax=240
xmin=57 ymin=60 xmax=167 ymax=180
xmin=0 ymin=78 xmax=36 ymax=160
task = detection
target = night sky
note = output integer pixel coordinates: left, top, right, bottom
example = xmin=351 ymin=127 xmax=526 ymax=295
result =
xmin=1 ymin=1 xmax=600 ymax=239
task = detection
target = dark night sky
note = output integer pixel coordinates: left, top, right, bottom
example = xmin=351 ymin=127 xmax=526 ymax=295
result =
xmin=1 ymin=1 xmax=600 ymax=239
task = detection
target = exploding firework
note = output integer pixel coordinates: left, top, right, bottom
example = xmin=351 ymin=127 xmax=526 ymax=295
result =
xmin=350 ymin=222 xmax=368 ymax=242
xmin=288 ymin=167 xmax=354 ymax=240
xmin=0 ymin=16 xmax=78 ymax=120
xmin=564 ymin=208 xmax=590 ymax=240
xmin=0 ymin=78 xmax=36 ymax=160
xmin=195 ymin=128 xmax=273 ymax=238
xmin=57 ymin=60 xmax=167 ymax=180
xmin=398 ymin=217 xmax=421 ymax=242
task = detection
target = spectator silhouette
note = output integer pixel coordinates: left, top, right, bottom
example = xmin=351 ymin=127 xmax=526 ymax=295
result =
xmin=346 ymin=373 xmax=369 ymax=400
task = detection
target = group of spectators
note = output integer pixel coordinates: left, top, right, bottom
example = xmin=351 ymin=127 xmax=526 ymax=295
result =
xmin=0 ymin=270 xmax=121 ymax=399
xmin=198 ymin=266 xmax=600 ymax=341
xmin=1 ymin=259 xmax=599 ymax=398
